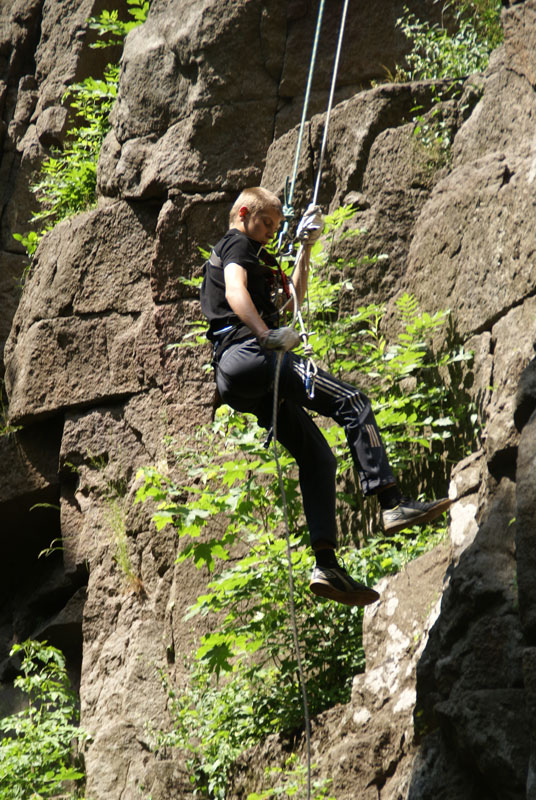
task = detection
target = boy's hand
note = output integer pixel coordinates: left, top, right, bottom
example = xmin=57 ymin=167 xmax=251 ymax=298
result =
xmin=258 ymin=327 xmax=301 ymax=352
xmin=296 ymin=204 xmax=324 ymax=243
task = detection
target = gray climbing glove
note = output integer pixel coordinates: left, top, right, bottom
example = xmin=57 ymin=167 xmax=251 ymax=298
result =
xmin=258 ymin=327 xmax=301 ymax=352
xmin=296 ymin=203 xmax=324 ymax=243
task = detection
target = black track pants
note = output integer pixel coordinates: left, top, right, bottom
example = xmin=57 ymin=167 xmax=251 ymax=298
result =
xmin=215 ymin=337 xmax=395 ymax=549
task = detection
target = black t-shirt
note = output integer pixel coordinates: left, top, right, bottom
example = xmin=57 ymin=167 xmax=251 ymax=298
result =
xmin=200 ymin=228 xmax=281 ymax=343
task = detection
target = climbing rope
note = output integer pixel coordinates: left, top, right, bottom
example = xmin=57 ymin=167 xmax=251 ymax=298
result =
xmin=271 ymin=282 xmax=314 ymax=799
xmin=312 ymin=0 xmax=350 ymax=206
xmin=270 ymin=3 xmax=352 ymax=798
xmin=278 ymin=0 xmax=326 ymax=252
xmin=272 ymin=351 xmax=312 ymax=798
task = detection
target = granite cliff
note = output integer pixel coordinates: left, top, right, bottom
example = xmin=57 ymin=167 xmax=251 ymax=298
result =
xmin=1 ymin=1 xmax=536 ymax=798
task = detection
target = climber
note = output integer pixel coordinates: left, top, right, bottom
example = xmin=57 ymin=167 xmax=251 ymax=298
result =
xmin=200 ymin=186 xmax=452 ymax=607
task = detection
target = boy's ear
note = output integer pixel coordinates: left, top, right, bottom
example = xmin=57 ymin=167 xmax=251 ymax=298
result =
xmin=238 ymin=205 xmax=249 ymax=219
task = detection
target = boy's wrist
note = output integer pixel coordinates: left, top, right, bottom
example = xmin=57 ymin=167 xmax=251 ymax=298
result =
xmin=257 ymin=329 xmax=271 ymax=346
xmin=256 ymin=325 xmax=270 ymax=340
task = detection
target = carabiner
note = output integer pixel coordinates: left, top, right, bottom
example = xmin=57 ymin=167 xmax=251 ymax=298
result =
xmin=305 ymin=357 xmax=318 ymax=399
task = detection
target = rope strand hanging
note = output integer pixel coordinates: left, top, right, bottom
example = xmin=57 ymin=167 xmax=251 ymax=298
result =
xmin=278 ymin=0 xmax=326 ymax=252
xmin=270 ymin=3 xmax=352 ymax=799
xmin=312 ymin=0 xmax=350 ymax=206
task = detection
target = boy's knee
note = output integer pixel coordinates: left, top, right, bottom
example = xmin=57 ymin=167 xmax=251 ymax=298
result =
xmin=318 ymin=446 xmax=337 ymax=476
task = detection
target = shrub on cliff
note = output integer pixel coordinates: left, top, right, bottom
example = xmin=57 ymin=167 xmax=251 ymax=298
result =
xmin=396 ymin=0 xmax=503 ymax=82
xmin=394 ymin=0 xmax=503 ymax=168
xmin=0 ymin=640 xmax=87 ymax=800
xmin=137 ymin=211 xmax=475 ymax=798
xmin=14 ymin=0 xmax=149 ymax=261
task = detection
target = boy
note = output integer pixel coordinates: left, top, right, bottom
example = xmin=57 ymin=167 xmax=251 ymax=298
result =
xmin=200 ymin=187 xmax=451 ymax=606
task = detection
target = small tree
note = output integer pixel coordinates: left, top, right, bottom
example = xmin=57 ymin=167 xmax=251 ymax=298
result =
xmin=0 ymin=640 xmax=87 ymax=800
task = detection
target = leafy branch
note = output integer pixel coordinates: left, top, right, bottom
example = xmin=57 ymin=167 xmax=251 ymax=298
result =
xmin=0 ymin=640 xmax=88 ymax=799
xmin=13 ymin=0 xmax=149 ymax=263
xmin=395 ymin=0 xmax=503 ymax=167
xmin=138 ymin=209 xmax=477 ymax=797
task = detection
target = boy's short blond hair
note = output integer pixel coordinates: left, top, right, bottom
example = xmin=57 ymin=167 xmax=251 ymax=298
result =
xmin=229 ymin=187 xmax=283 ymax=226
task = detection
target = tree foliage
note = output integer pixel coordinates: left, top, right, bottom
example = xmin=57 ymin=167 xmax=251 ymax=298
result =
xmin=395 ymin=0 xmax=503 ymax=168
xmin=137 ymin=211 xmax=476 ymax=797
xmin=13 ymin=0 xmax=149 ymax=259
xmin=0 ymin=640 xmax=87 ymax=800
xmin=397 ymin=0 xmax=502 ymax=82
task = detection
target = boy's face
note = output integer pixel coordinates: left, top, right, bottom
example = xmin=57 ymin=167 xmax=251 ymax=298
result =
xmin=238 ymin=206 xmax=283 ymax=245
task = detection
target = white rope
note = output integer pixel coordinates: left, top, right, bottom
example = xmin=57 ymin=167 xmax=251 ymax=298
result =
xmin=278 ymin=0 xmax=326 ymax=253
xmin=272 ymin=281 xmax=312 ymax=798
xmin=268 ymin=3 xmax=352 ymax=796
xmin=272 ymin=349 xmax=312 ymax=800
xmin=288 ymin=0 xmax=326 ymax=211
xmin=312 ymin=0 xmax=350 ymax=206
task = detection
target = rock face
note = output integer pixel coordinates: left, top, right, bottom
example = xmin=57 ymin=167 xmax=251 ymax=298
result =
xmin=1 ymin=0 xmax=536 ymax=799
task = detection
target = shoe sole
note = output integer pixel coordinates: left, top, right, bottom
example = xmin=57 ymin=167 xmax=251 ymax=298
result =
xmin=383 ymin=497 xmax=454 ymax=535
xmin=309 ymin=579 xmax=380 ymax=607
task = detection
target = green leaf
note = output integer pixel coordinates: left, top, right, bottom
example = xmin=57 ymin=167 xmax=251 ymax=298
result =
xmin=136 ymin=204 xmax=479 ymax=799
xmin=196 ymin=639 xmax=234 ymax=675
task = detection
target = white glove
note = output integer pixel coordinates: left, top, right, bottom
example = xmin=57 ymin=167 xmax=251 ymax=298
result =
xmin=296 ymin=203 xmax=324 ymax=243
xmin=258 ymin=327 xmax=301 ymax=352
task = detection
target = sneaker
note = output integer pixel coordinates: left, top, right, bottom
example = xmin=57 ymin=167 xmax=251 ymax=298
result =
xmin=382 ymin=496 xmax=453 ymax=535
xmin=309 ymin=564 xmax=380 ymax=607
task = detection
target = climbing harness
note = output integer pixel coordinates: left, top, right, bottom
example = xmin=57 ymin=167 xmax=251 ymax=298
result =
xmin=270 ymin=2 xmax=351 ymax=797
